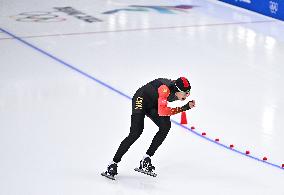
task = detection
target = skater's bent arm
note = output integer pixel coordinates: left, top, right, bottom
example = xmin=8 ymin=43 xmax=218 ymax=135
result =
xmin=157 ymin=85 xmax=186 ymax=116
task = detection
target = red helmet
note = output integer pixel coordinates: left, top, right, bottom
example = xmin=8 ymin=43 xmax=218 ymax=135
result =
xmin=174 ymin=77 xmax=191 ymax=92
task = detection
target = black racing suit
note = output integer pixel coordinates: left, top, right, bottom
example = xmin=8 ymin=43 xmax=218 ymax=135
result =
xmin=113 ymin=78 xmax=185 ymax=163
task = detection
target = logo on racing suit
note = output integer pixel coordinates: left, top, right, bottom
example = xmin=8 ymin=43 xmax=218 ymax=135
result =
xmin=135 ymin=97 xmax=144 ymax=110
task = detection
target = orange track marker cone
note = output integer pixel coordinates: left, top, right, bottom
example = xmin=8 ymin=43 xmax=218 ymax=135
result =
xmin=181 ymin=111 xmax=187 ymax=124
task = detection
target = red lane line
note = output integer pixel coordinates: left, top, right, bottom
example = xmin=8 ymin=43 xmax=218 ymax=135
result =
xmin=0 ymin=20 xmax=277 ymax=41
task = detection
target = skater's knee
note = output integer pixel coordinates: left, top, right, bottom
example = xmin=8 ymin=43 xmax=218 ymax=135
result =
xmin=128 ymin=127 xmax=143 ymax=140
xmin=128 ymin=114 xmax=144 ymax=140
xmin=159 ymin=119 xmax=171 ymax=131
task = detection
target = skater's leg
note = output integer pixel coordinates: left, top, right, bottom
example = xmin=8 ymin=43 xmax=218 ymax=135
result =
xmin=146 ymin=109 xmax=171 ymax=156
xmin=113 ymin=113 xmax=145 ymax=163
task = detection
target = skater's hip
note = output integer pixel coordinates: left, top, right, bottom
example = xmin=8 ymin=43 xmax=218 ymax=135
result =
xmin=132 ymin=85 xmax=158 ymax=114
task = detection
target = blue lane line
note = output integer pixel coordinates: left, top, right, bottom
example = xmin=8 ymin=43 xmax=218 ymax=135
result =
xmin=1 ymin=27 xmax=283 ymax=172
xmin=171 ymin=121 xmax=283 ymax=170
xmin=0 ymin=28 xmax=131 ymax=101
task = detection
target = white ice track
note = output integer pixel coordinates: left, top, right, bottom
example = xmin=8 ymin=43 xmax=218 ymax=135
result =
xmin=1 ymin=0 xmax=284 ymax=195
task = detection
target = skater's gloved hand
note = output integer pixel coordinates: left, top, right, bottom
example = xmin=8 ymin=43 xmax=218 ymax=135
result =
xmin=181 ymin=100 xmax=196 ymax=111
xmin=189 ymin=100 xmax=196 ymax=109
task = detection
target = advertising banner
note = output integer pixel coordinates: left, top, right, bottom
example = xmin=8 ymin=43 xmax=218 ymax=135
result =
xmin=219 ymin=0 xmax=284 ymax=21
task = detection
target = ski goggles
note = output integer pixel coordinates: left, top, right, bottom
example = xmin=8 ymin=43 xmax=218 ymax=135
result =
xmin=175 ymin=83 xmax=191 ymax=95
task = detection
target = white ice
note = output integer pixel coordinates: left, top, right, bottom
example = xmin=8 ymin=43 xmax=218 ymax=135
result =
xmin=0 ymin=0 xmax=284 ymax=194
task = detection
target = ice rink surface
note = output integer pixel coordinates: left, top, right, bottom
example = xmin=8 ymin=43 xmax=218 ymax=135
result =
xmin=1 ymin=0 xmax=284 ymax=194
